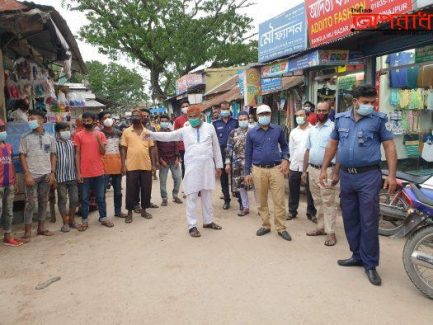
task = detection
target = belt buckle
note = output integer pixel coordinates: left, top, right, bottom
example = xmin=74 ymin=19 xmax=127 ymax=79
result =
xmin=348 ymin=168 xmax=358 ymax=174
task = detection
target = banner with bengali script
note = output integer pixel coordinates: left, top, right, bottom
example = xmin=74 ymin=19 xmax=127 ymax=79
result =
xmin=261 ymin=78 xmax=283 ymax=93
xmin=175 ymin=74 xmax=204 ymax=95
xmin=258 ymin=3 xmax=307 ymax=63
xmin=261 ymin=61 xmax=290 ymax=78
xmin=305 ymin=0 xmax=413 ymax=48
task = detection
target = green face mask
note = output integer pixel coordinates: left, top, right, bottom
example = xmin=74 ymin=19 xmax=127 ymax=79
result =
xmin=189 ymin=118 xmax=201 ymax=128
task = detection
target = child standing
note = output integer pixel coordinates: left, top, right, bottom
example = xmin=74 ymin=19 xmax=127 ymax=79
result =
xmin=0 ymin=119 xmax=22 ymax=246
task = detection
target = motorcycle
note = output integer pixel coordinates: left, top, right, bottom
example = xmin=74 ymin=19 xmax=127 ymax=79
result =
xmin=379 ymin=170 xmax=433 ymax=236
xmin=393 ymin=183 xmax=433 ymax=299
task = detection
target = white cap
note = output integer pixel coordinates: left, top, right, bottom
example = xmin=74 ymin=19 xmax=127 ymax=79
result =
xmin=256 ymin=104 xmax=272 ymax=115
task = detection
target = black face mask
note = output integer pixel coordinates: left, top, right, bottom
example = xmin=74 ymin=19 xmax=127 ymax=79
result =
xmin=83 ymin=123 xmax=93 ymax=130
xmin=142 ymin=117 xmax=149 ymax=124
xmin=131 ymin=116 xmax=141 ymax=124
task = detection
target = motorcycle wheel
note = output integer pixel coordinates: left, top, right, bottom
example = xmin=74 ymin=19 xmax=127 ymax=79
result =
xmin=379 ymin=189 xmax=407 ymax=236
xmin=403 ymin=225 xmax=433 ymax=299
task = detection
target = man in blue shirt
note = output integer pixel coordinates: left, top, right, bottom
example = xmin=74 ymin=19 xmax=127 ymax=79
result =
xmin=320 ymin=85 xmax=397 ymax=286
xmin=244 ymin=104 xmax=291 ymax=242
xmin=213 ymin=101 xmax=238 ymax=210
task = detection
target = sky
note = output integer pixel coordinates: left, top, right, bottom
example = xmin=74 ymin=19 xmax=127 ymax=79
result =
xmin=36 ymin=0 xmax=304 ymax=72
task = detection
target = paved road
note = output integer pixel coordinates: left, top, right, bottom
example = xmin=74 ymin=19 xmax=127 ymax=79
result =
xmin=1 ymin=178 xmax=432 ymax=324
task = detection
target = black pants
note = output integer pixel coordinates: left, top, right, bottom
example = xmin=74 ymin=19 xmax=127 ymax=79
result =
xmin=220 ymin=148 xmax=231 ymax=203
xmin=288 ymin=171 xmax=316 ymax=216
xmin=179 ymin=150 xmax=186 ymax=179
xmin=126 ymin=170 xmax=152 ymax=211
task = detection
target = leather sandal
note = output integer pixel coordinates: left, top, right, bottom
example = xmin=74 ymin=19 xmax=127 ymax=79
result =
xmin=325 ymin=234 xmax=337 ymax=246
xmin=306 ymin=228 xmax=326 ymax=236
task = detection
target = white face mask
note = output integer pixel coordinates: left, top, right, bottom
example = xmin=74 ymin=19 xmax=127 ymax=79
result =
xmin=182 ymin=107 xmax=189 ymax=115
xmin=103 ymin=118 xmax=114 ymax=127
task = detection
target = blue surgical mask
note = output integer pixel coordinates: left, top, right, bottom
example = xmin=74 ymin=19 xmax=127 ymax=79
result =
xmin=296 ymin=116 xmax=305 ymax=125
xmin=28 ymin=120 xmax=39 ymax=130
xmin=239 ymin=120 xmax=249 ymax=129
xmin=220 ymin=110 xmax=230 ymax=118
xmin=357 ymin=104 xmax=374 ymax=116
xmin=0 ymin=131 xmax=7 ymax=141
xmin=160 ymin=122 xmax=171 ymax=129
xmin=258 ymin=116 xmax=271 ymax=126
xmin=60 ymin=131 xmax=71 ymax=140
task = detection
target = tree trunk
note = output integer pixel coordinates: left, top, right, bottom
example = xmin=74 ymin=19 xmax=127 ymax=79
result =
xmin=150 ymin=69 xmax=167 ymax=101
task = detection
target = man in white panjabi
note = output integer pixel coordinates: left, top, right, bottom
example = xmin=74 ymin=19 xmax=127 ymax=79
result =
xmin=144 ymin=105 xmax=223 ymax=237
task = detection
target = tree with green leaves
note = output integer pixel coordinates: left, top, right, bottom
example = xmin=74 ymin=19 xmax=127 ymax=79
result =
xmin=63 ymin=0 xmax=257 ymax=100
xmin=74 ymin=61 xmax=148 ymax=110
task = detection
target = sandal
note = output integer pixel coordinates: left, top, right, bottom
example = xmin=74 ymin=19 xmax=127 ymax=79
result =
xmin=21 ymin=234 xmax=31 ymax=243
xmin=100 ymin=220 xmax=114 ymax=228
xmin=37 ymin=229 xmax=54 ymax=236
xmin=77 ymin=223 xmax=88 ymax=232
xmin=306 ymin=229 xmax=326 ymax=236
xmin=203 ymin=222 xmax=222 ymax=230
xmin=61 ymin=225 xmax=71 ymax=233
xmin=189 ymin=227 xmax=201 ymax=237
xmin=4 ymin=238 xmax=24 ymax=247
xmin=69 ymin=223 xmax=79 ymax=229
xmin=125 ymin=214 xmax=133 ymax=224
xmin=141 ymin=211 xmax=153 ymax=219
xmin=325 ymin=234 xmax=337 ymax=246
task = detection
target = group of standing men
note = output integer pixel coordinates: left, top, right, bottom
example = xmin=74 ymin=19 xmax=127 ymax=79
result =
xmin=146 ymin=84 xmax=397 ymax=286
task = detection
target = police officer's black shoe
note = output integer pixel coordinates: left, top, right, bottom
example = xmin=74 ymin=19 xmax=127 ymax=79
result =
xmin=365 ymin=269 xmax=382 ymax=286
xmin=223 ymin=202 xmax=230 ymax=210
xmin=287 ymin=213 xmax=297 ymax=220
xmin=337 ymin=257 xmax=363 ymax=267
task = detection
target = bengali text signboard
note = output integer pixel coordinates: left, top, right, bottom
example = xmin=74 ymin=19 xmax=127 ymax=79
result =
xmin=261 ymin=78 xmax=283 ymax=93
xmin=305 ymin=0 xmax=413 ymax=48
xmin=258 ymin=3 xmax=307 ymax=63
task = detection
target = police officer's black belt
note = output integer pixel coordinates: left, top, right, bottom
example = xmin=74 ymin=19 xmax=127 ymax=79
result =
xmin=343 ymin=165 xmax=380 ymax=174
xmin=309 ymin=163 xmax=335 ymax=169
xmin=254 ymin=162 xmax=281 ymax=169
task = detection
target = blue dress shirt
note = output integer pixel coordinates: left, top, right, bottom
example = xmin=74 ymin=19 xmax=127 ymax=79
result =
xmin=331 ymin=109 xmax=394 ymax=168
xmin=244 ymin=124 xmax=289 ymax=175
xmin=213 ymin=117 xmax=238 ymax=148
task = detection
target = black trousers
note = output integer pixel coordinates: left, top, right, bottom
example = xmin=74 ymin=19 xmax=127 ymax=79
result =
xmin=126 ymin=170 xmax=152 ymax=211
xmin=220 ymin=148 xmax=231 ymax=202
xmin=179 ymin=150 xmax=186 ymax=179
xmin=288 ymin=171 xmax=316 ymax=216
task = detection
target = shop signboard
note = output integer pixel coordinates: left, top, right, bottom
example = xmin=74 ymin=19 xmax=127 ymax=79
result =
xmin=288 ymin=51 xmax=320 ymax=71
xmin=258 ymin=3 xmax=307 ymax=63
xmin=261 ymin=78 xmax=283 ymax=93
xmin=261 ymin=61 xmax=289 ymax=78
xmin=305 ymin=0 xmax=414 ymax=48
xmin=245 ymin=68 xmax=262 ymax=106
xmin=337 ymin=75 xmax=357 ymax=90
xmin=415 ymin=45 xmax=433 ymax=63
xmin=175 ymin=74 xmax=204 ymax=95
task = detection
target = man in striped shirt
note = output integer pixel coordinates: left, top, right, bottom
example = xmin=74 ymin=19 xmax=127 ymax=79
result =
xmin=55 ymin=122 xmax=79 ymax=233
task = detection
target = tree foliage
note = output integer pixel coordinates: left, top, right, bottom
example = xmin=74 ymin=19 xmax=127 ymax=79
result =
xmin=63 ymin=0 xmax=257 ymax=100
xmin=74 ymin=61 xmax=148 ymax=110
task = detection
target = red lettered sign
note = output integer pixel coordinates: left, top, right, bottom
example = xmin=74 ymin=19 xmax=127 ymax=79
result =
xmin=305 ymin=0 xmax=413 ymax=48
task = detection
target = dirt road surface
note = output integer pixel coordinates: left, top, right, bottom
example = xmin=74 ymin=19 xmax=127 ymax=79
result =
xmin=1 ymin=178 xmax=432 ymax=324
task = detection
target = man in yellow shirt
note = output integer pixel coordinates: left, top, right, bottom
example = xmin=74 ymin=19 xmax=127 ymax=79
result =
xmin=120 ymin=109 xmax=156 ymax=223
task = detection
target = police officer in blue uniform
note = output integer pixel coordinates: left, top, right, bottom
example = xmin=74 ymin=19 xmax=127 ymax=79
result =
xmin=212 ymin=101 xmax=238 ymax=210
xmin=319 ymin=85 xmax=397 ymax=286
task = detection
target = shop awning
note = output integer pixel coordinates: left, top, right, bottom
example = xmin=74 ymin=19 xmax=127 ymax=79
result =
xmin=0 ymin=2 xmax=86 ymax=73
xmin=201 ymin=86 xmax=242 ymax=111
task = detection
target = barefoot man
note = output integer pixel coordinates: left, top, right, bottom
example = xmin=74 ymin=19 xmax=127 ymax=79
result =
xmin=143 ymin=105 xmax=223 ymax=237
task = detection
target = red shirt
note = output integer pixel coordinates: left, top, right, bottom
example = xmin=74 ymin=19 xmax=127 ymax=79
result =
xmin=74 ymin=130 xmax=107 ymax=178
xmin=308 ymin=113 xmax=317 ymax=126
xmin=0 ymin=143 xmax=15 ymax=186
xmin=173 ymin=115 xmax=188 ymax=151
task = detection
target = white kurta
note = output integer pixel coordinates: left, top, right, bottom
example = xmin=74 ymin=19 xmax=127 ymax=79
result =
xmin=150 ymin=122 xmax=223 ymax=195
